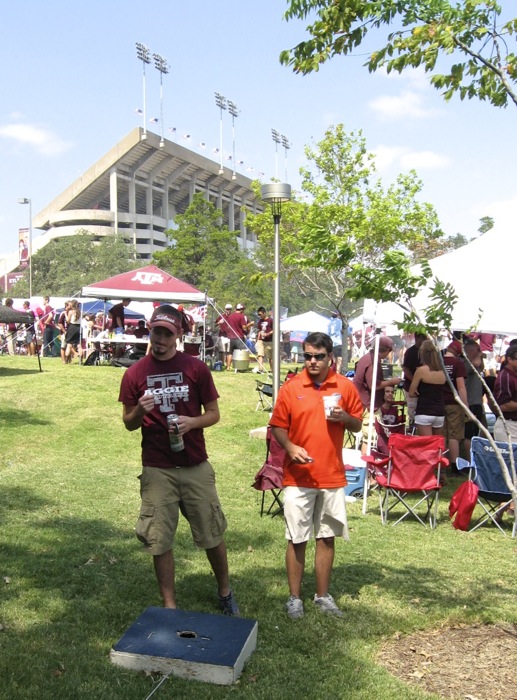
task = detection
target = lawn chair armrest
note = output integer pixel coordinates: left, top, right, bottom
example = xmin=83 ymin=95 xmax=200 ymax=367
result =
xmin=362 ymin=455 xmax=389 ymax=468
xmin=456 ymin=457 xmax=471 ymax=472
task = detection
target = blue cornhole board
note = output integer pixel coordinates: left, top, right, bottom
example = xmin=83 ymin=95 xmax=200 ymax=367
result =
xmin=110 ymin=607 xmax=258 ymax=685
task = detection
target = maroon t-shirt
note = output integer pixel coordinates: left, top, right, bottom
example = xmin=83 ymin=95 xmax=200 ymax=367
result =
xmin=224 ymin=311 xmax=248 ymax=340
xmin=257 ymin=316 xmax=273 ymax=341
xmin=118 ymin=352 xmax=219 ymax=467
xmin=494 ymin=366 xmax=517 ymax=420
xmin=442 ymin=354 xmax=467 ymax=405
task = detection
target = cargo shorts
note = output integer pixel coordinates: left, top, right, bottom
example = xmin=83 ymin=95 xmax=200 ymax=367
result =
xmin=135 ymin=461 xmax=227 ymax=555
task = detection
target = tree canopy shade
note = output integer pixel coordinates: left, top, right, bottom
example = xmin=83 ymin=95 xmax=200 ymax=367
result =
xmin=10 ymin=231 xmax=139 ymax=297
xmin=281 ymin=1 xmax=517 ymax=108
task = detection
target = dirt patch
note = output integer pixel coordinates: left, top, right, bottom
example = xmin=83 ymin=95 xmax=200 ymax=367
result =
xmin=377 ymin=623 xmax=517 ymax=700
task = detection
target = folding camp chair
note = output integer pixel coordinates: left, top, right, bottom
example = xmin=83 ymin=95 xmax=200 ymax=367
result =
xmin=252 ymin=427 xmax=285 ymax=517
xmin=456 ymin=436 xmax=517 ymax=537
xmin=255 ymin=379 xmax=274 ymax=412
xmin=363 ymin=433 xmax=449 ymax=528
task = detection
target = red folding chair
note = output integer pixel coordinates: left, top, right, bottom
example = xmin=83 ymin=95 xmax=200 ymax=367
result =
xmin=252 ymin=427 xmax=285 ymax=517
xmin=363 ymin=433 xmax=449 ymax=528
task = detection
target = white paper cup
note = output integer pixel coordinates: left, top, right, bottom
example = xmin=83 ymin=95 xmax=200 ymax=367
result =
xmin=323 ymin=394 xmax=341 ymax=418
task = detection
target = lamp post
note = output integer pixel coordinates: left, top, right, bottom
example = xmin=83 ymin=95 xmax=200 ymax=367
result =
xmin=17 ymin=197 xmax=32 ymax=299
xmin=135 ymin=42 xmax=151 ymax=138
xmin=153 ymin=53 xmax=169 ymax=147
xmin=227 ymin=100 xmax=239 ymax=181
xmin=260 ymin=183 xmax=292 ymax=404
xmin=214 ymin=93 xmax=227 ymax=174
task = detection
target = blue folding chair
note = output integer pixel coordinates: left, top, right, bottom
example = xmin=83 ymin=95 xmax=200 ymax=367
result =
xmin=456 ymin=436 xmax=517 ymax=537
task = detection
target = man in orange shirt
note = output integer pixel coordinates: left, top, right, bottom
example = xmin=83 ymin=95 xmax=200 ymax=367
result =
xmin=270 ymin=332 xmax=363 ymax=619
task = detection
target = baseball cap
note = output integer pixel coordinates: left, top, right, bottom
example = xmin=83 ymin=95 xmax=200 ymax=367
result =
xmin=447 ymin=340 xmax=463 ymax=355
xmin=225 ymin=303 xmax=232 ymax=309
xmin=378 ymin=336 xmax=394 ymax=350
xmin=149 ymin=306 xmax=182 ymax=333
xmin=236 ymin=303 xmax=244 ymax=310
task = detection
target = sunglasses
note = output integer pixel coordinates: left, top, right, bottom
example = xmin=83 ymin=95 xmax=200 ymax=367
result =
xmin=303 ymin=352 xmax=328 ymax=362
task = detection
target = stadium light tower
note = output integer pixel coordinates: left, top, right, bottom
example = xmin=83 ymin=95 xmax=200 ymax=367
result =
xmin=227 ymin=100 xmax=239 ymax=181
xmin=260 ymin=183 xmax=292 ymax=404
xmin=135 ymin=42 xmax=151 ymax=138
xmin=281 ymin=134 xmax=291 ymax=182
xmin=214 ymin=92 xmax=227 ymax=174
xmin=153 ymin=53 xmax=169 ymax=147
xmin=17 ymin=197 xmax=32 ymax=299
xmin=271 ymin=129 xmax=281 ymax=179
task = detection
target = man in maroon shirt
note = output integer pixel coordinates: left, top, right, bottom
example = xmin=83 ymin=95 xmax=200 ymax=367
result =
xmin=224 ymin=303 xmax=253 ymax=370
xmin=119 ymin=305 xmax=239 ymax=615
xmin=494 ymin=345 xmax=517 ymax=442
xmin=402 ymin=333 xmax=426 ymax=426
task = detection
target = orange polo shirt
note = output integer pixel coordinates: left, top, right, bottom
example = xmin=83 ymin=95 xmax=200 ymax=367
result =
xmin=270 ymin=368 xmax=363 ymax=489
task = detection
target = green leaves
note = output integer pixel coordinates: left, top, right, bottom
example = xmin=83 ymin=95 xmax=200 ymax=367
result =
xmin=282 ymin=0 xmax=517 ymax=108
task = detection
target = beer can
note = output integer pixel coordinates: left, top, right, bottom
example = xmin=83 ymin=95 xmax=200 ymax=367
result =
xmin=167 ymin=413 xmax=184 ymax=452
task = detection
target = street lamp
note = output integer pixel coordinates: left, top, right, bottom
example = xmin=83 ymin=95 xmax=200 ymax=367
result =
xmin=227 ymin=100 xmax=239 ymax=181
xmin=135 ymin=42 xmax=151 ymax=138
xmin=153 ymin=52 xmax=169 ymax=147
xmin=260 ymin=183 xmax=292 ymax=404
xmin=17 ymin=197 xmax=32 ymax=299
xmin=214 ymin=92 xmax=227 ymax=174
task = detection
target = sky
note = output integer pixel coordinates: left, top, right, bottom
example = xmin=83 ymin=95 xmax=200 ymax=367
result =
xmin=1 ymin=0 xmax=516 ymax=264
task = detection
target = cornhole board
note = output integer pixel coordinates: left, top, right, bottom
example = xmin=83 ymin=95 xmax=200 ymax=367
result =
xmin=110 ymin=607 xmax=258 ymax=685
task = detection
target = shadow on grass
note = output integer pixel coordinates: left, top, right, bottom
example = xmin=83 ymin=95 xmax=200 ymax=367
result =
xmin=1 ymin=483 xmax=507 ymax=700
xmin=0 ymin=365 xmax=43 ymax=376
xmin=0 ymin=406 xmax=51 ymax=426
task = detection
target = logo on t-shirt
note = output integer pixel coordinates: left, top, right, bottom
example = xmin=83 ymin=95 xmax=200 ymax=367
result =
xmin=144 ymin=372 xmax=189 ymax=412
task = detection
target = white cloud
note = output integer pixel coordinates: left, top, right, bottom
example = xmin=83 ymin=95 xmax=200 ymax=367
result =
xmin=372 ymin=144 xmax=450 ymax=171
xmin=400 ymin=150 xmax=451 ymax=169
xmin=0 ymin=123 xmax=72 ymax=156
xmin=369 ymin=90 xmax=441 ymax=120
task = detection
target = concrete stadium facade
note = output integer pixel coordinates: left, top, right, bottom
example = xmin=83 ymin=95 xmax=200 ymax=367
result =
xmin=4 ymin=128 xmax=263 ymax=276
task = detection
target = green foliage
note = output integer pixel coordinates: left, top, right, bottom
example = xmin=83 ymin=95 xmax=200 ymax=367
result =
xmin=153 ymin=194 xmax=272 ymax=309
xmin=478 ymin=215 xmax=495 ymax=234
xmin=281 ymin=1 xmax=517 ymax=108
xmin=248 ymin=125 xmax=444 ymax=326
xmin=10 ymin=231 xmax=138 ymax=297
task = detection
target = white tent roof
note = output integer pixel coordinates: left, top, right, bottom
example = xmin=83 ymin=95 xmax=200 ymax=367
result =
xmin=367 ymin=223 xmax=517 ymax=334
xmin=280 ymin=311 xmax=330 ymax=333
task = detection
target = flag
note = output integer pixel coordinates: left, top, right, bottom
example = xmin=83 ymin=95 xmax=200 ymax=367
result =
xmin=188 ymin=305 xmax=207 ymax=322
xmin=149 ymin=117 xmax=159 ymax=123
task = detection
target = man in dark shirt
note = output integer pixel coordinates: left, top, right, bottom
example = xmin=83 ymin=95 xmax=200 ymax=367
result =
xmin=442 ymin=340 xmax=468 ymax=467
xmin=494 ymin=345 xmax=517 ymax=443
xmin=402 ymin=333 xmax=426 ymax=426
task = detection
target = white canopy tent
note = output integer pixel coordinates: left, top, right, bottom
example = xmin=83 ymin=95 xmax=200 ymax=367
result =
xmin=365 ymin=224 xmax=517 ymax=334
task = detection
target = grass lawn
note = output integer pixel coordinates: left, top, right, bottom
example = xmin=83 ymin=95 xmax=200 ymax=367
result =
xmin=1 ymin=356 xmax=516 ymax=700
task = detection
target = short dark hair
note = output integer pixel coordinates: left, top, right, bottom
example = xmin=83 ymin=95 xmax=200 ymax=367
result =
xmin=257 ymin=306 xmax=266 ymax=313
xmin=303 ymin=332 xmax=333 ymax=354
xmin=506 ymin=346 xmax=517 ymax=361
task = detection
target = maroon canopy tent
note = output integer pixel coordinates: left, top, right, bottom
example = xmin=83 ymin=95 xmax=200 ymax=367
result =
xmin=81 ymin=265 xmax=206 ymax=303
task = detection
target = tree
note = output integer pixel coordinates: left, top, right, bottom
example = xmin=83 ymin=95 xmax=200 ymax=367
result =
xmin=281 ymin=1 xmax=517 ymax=108
xmin=152 ymin=193 xmax=272 ymax=311
xmin=247 ymin=124 xmax=445 ymax=368
xmin=10 ymin=231 xmax=138 ymax=297
xmin=478 ymin=215 xmax=495 ymax=234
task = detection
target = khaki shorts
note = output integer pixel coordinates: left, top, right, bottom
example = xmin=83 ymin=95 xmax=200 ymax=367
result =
xmin=135 ymin=462 xmax=227 ymax=555
xmin=255 ymin=340 xmax=272 ymax=359
xmin=443 ymin=404 xmax=466 ymax=441
xmin=283 ymin=486 xmax=349 ymax=544
xmin=361 ymin=408 xmax=380 ymax=446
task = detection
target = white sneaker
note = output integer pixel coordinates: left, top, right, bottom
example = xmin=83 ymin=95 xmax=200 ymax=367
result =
xmin=286 ymin=595 xmax=304 ymax=619
xmin=313 ymin=593 xmax=343 ymax=617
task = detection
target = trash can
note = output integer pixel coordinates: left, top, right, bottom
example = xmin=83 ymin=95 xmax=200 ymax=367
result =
xmin=232 ymin=349 xmax=250 ymax=372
